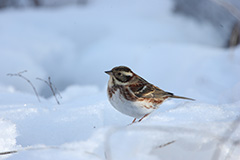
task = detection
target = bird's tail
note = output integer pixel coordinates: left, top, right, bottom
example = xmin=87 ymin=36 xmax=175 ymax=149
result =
xmin=171 ymin=95 xmax=195 ymax=101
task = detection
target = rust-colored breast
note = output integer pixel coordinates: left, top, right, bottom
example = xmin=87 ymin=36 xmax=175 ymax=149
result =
xmin=139 ymin=97 xmax=164 ymax=104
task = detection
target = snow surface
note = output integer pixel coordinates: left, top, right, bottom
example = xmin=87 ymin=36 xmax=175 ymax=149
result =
xmin=0 ymin=0 xmax=240 ymax=159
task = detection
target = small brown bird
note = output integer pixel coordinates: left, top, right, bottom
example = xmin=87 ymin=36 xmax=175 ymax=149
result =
xmin=105 ymin=66 xmax=194 ymax=123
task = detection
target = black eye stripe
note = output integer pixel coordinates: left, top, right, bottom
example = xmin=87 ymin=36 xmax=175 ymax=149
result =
xmin=125 ymin=76 xmax=132 ymax=81
xmin=116 ymin=77 xmax=123 ymax=82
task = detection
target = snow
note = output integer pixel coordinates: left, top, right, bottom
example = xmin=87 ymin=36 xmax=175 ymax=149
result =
xmin=0 ymin=119 xmax=17 ymax=160
xmin=0 ymin=0 xmax=240 ymax=159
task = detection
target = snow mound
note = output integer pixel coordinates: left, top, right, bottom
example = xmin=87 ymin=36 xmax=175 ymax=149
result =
xmin=0 ymin=119 xmax=17 ymax=160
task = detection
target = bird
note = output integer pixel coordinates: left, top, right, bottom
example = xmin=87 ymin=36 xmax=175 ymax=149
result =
xmin=105 ymin=66 xmax=194 ymax=124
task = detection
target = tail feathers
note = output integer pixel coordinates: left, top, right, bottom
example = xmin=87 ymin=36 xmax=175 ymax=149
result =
xmin=171 ymin=95 xmax=195 ymax=101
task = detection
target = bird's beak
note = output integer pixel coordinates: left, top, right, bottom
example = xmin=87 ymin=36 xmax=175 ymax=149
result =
xmin=105 ymin=70 xmax=112 ymax=75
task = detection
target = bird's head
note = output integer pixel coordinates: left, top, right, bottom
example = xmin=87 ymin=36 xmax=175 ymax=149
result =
xmin=105 ymin=66 xmax=134 ymax=85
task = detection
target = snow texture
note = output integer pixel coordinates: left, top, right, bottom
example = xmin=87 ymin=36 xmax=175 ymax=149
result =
xmin=173 ymin=0 xmax=240 ymax=47
xmin=0 ymin=0 xmax=240 ymax=160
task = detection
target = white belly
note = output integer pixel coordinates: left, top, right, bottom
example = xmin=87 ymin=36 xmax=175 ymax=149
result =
xmin=109 ymin=89 xmax=156 ymax=118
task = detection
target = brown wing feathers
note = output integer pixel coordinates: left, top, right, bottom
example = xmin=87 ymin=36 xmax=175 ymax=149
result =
xmin=129 ymin=83 xmax=194 ymax=101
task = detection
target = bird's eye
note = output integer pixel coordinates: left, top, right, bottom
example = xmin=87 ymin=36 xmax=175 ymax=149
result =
xmin=117 ymin=73 xmax=122 ymax=76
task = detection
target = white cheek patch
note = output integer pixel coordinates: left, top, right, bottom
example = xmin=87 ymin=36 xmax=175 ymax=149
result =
xmin=123 ymin=72 xmax=133 ymax=77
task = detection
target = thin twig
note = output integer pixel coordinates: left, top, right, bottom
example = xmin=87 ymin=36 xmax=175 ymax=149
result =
xmin=7 ymin=70 xmax=41 ymax=102
xmin=48 ymin=77 xmax=62 ymax=99
xmin=0 ymin=145 xmax=102 ymax=159
xmin=155 ymin=140 xmax=176 ymax=149
xmin=0 ymin=150 xmax=17 ymax=155
xmin=37 ymin=77 xmax=61 ymax=105
xmin=52 ymin=83 xmax=62 ymax=99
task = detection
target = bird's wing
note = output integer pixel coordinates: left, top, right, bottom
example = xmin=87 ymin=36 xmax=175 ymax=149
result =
xmin=129 ymin=77 xmax=194 ymax=100
xmin=129 ymin=82 xmax=172 ymax=99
